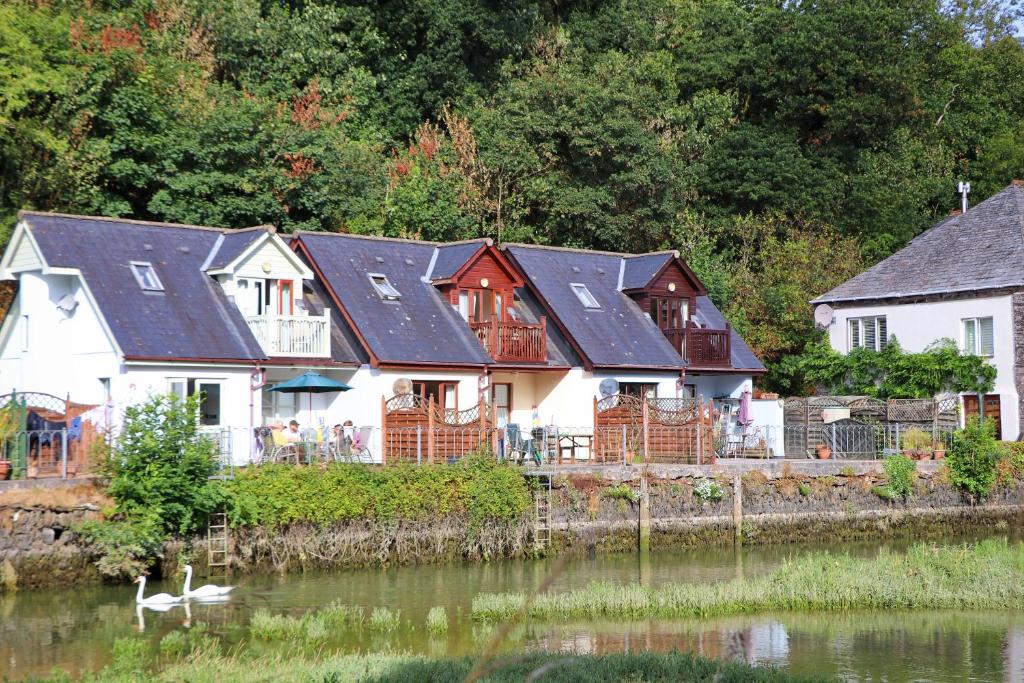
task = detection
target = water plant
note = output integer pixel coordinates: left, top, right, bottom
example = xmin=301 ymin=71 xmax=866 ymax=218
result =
xmin=426 ymin=606 xmax=449 ymax=635
xmin=368 ymin=606 xmax=400 ymax=632
xmin=472 ymin=539 xmax=1024 ymax=623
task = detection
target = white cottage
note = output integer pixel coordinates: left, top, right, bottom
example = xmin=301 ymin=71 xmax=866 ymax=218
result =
xmin=813 ymin=181 xmax=1024 ymax=439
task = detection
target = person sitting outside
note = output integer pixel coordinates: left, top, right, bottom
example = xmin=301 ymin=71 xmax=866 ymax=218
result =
xmin=284 ymin=420 xmax=301 ymax=443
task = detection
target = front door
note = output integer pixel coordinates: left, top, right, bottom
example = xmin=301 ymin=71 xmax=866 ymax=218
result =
xmin=963 ymin=394 xmax=1002 ymax=439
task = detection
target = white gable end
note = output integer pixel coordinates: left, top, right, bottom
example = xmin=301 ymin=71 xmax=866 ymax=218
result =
xmin=1 ymin=223 xmax=46 ymax=277
xmin=234 ymin=236 xmax=312 ymax=280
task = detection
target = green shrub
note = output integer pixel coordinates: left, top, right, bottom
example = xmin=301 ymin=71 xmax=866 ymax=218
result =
xmin=948 ymin=418 xmax=1005 ymax=499
xmin=72 ymin=513 xmax=165 ymax=580
xmin=223 ymin=456 xmax=530 ymax=529
xmin=368 ymin=606 xmax=400 ymax=632
xmin=602 ymin=484 xmax=638 ymax=503
xmin=871 ymin=485 xmax=897 ymax=501
xmin=882 ymin=454 xmax=916 ymax=499
xmin=426 ymin=606 xmax=449 ymax=635
xmin=693 ymin=479 xmax=724 ymax=503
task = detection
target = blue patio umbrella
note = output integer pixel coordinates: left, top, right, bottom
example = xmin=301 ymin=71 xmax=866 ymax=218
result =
xmin=268 ymin=372 xmax=352 ymax=425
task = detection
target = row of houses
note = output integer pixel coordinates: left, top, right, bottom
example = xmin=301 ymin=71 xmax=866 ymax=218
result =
xmin=0 ymin=210 xmax=767 ymax=463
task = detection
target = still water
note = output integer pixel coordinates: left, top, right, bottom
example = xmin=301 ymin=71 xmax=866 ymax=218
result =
xmin=1 ymin=536 xmax=1021 ymax=681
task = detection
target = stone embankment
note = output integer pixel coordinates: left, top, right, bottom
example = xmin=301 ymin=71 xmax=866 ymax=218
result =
xmin=0 ymin=479 xmax=109 ymax=590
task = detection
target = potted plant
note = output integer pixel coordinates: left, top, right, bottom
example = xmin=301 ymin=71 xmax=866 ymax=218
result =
xmin=0 ymin=461 xmax=9 ymax=480
xmin=932 ymin=440 xmax=946 ymax=460
xmin=816 ymin=443 xmax=832 ymax=459
xmin=26 ymin=464 xmax=38 ymax=479
xmin=901 ymin=428 xmax=932 ymax=460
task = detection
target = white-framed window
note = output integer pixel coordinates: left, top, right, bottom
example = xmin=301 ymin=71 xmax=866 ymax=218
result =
xmin=848 ymin=315 xmax=887 ymax=351
xmin=262 ymin=388 xmax=297 ymax=425
xmin=130 ymin=261 xmax=164 ymax=291
xmin=963 ymin=317 xmax=994 ymax=357
xmin=368 ymin=273 xmax=401 ymax=300
xmin=570 ymin=283 xmax=600 ymax=309
xmin=167 ymin=378 xmax=221 ymax=425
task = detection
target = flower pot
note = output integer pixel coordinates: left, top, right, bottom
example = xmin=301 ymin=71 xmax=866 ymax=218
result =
xmin=626 ymin=450 xmax=636 ymax=464
xmin=816 ymin=445 xmax=831 ymax=460
xmin=0 ymin=462 xmax=9 ymax=480
xmin=933 ymin=449 xmax=945 ymax=460
xmin=26 ymin=465 xmax=38 ymax=479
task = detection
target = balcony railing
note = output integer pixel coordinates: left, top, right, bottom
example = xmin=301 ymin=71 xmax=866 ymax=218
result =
xmin=470 ymin=316 xmax=547 ymax=363
xmin=245 ymin=310 xmax=331 ymax=358
xmin=663 ymin=324 xmax=731 ymax=367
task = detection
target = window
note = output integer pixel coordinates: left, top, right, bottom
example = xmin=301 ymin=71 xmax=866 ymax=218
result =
xmin=848 ymin=316 xmax=887 ymax=351
xmin=492 ymin=383 xmax=512 ymax=428
xmin=619 ymin=382 xmax=657 ymax=399
xmin=262 ymin=387 xmax=297 ymax=424
xmin=963 ymin=317 xmax=994 ymax=357
xmin=412 ymin=381 xmax=457 ymax=412
xmin=369 ymin=273 xmax=401 ymax=300
xmin=570 ymin=283 xmax=600 ymax=309
xmin=649 ymin=297 xmax=688 ymax=330
xmin=130 ymin=262 xmax=164 ymax=291
xmin=167 ymin=378 xmax=221 ymax=425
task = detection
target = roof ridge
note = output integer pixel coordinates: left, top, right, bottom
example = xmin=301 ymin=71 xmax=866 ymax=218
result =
xmin=18 ymin=210 xmax=233 ymax=233
xmin=295 ymin=230 xmax=487 ymax=247
xmin=502 ymin=242 xmax=673 ymax=258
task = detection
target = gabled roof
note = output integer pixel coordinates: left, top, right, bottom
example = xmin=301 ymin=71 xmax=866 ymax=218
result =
xmin=294 ymin=232 xmax=494 ymax=366
xmin=814 ymin=183 xmax=1024 ymax=305
xmin=17 ymin=212 xmax=266 ymax=361
xmin=621 ymin=253 xmax=672 ymax=290
xmin=430 ymin=241 xmax=487 ymax=281
xmin=11 ymin=212 xmax=359 ymax=365
xmin=203 ymin=229 xmax=266 ymax=271
xmin=504 ymin=245 xmax=686 ymax=370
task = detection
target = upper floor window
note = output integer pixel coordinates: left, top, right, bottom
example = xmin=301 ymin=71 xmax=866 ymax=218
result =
xmin=649 ymin=297 xmax=688 ymax=330
xmin=369 ymin=273 xmax=401 ymax=300
xmin=570 ymin=283 xmax=600 ymax=309
xmin=848 ymin=315 xmax=887 ymax=351
xmin=963 ymin=317 xmax=994 ymax=357
xmin=130 ymin=262 xmax=163 ymax=292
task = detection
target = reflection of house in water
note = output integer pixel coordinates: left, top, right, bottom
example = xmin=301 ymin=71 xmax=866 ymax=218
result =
xmin=1006 ymin=627 xmax=1024 ymax=683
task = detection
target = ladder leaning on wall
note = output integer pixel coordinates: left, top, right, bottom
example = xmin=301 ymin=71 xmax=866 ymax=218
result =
xmin=207 ymin=511 xmax=229 ymax=576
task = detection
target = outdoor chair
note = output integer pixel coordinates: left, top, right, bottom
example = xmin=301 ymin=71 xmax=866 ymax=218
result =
xmin=265 ymin=428 xmax=301 ymax=464
xmin=506 ymin=424 xmax=536 ymax=466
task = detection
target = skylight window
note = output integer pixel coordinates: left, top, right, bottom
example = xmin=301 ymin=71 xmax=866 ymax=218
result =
xmin=130 ymin=262 xmax=164 ymax=292
xmin=369 ymin=273 xmax=401 ymax=300
xmin=570 ymin=283 xmax=600 ymax=309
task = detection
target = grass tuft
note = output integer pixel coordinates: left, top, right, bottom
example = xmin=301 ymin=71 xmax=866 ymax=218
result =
xmin=426 ymin=606 xmax=449 ymax=635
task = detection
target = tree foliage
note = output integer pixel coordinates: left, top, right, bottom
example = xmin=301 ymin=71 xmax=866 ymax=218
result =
xmin=5 ymin=0 xmax=1024 ymax=387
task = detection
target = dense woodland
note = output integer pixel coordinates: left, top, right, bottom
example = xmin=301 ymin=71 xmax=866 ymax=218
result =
xmin=4 ymin=0 xmax=1024 ymax=390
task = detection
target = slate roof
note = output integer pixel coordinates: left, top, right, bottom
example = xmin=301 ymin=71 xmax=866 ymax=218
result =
xmin=204 ymin=229 xmax=267 ymax=271
xmin=814 ymin=183 xmax=1024 ymax=305
xmin=504 ymin=245 xmax=687 ymax=370
xmin=296 ymin=233 xmax=494 ymax=366
xmin=19 ymin=212 xmax=360 ymax=364
xmin=430 ymin=241 xmax=486 ymax=281
xmin=621 ymin=253 xmax=672 ymax=290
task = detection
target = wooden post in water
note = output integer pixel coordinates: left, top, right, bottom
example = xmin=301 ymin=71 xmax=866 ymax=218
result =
xmin=638 ymin=471 xmax=651 ymax=555
xmin=732 ymin=474 xmax=743 ymax=545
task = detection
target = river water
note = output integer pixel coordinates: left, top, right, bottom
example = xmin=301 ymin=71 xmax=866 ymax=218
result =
xmin=1 ymin=536 xmax=1021 ymax=681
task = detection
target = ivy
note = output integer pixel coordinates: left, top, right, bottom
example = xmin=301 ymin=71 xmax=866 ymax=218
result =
xmin=796 ymin=337 xmax=996 ymax=399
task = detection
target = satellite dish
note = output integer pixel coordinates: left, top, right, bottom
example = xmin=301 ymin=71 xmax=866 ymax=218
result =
xmin=599 ymin=378 xmax=619 ymax=397
xmin=814 ymin=304 xmax=834 ymax=329
xmin=392 ymin=378 xmax=413 ymax=395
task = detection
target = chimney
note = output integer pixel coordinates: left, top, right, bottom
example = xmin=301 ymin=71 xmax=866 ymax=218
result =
xmin=958 ymin=181 xmax=971 ymax=213
xmin=1013 ymin=179 xmax=1024 ymax=188
xmin=948 ymin=209 xmax=962 ymax=217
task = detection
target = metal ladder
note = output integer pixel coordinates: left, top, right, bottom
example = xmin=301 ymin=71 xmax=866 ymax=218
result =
xmin=534 ymin=475 xmax=552 ymax=552
xmin=207 ymin=511 xmax=229 ymax=576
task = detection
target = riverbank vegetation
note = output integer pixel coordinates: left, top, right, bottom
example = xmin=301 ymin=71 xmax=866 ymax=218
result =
xmin=471 ymin=539 xmax=1024 ymax=623
xmin=39 ymin=644 xmax=819 ymax=682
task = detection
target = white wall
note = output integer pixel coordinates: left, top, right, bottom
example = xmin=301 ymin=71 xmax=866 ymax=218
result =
xmin=0 ymin=271 xmax=120 ymax=403
xmin=826 ymin=295 xmax=1018 ymax=439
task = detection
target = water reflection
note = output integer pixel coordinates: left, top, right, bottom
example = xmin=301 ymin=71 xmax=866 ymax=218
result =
xmin=0 ymin=535 xmax=1020 ymax=681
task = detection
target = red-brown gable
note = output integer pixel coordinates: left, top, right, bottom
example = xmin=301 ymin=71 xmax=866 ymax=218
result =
xmin=439 ymin=245 xmax=524 ymax=310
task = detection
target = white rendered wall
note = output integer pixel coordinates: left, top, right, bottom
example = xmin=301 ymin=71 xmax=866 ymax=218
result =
xmin=826 ymin=296 xmax=1018 ymax=439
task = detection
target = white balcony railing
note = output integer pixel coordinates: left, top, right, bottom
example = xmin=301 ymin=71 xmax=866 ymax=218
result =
xmin=245 ymin=310 xmax=331 ymax=358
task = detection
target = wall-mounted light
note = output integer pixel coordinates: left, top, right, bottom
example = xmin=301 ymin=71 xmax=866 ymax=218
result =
xmin=480 ymin=278 xmax=490 ymax=288
xmin=262 ymin=262 xmax=272 ymax=274
xmin=668 ymin=282 xmax=676 ymax=292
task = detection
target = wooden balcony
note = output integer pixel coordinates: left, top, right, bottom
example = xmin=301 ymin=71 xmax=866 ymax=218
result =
xmin=470 ymin=316 xmax=547 ymax=363
xmin=663 ymin=324 xmax=731 ymax=367
xmin=245 ymin=310 xmax=331 ymax=358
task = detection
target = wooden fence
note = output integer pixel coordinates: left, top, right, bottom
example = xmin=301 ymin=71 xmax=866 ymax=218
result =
xmin=592 ymin=394 xmax=715 ymax=464
xmin=0 ymin=391 xmax=101 ymax=479
xmin=380 ymin=394 xmax=493 ymax=464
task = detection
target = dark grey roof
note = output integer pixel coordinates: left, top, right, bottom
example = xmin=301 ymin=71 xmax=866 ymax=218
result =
xmin=297 ymin=233 xmax=494 ymax=365
xmin=814 ymin=183 xmax=1024 ymax=304
xmin=23 ymin=213 xmax=267 ymax=361
xmin=302 ymin=278 xmax=368 ymax=365
xmin=430 ymin=241 xmax=486 ymax=281
xmin=621 ymin=253 xmax=671 ymax=290
xmin=691 ymin=296 xmax=765 ymax=371
xmin=205 ymin=229 xmax=266 ymax=271
xmin=505 ymin=245 xmax=686 ymax=370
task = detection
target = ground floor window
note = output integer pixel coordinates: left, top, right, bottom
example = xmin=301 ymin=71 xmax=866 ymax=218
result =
xmin=262 ymin=389 xmax=297 ymax=425
xmin=491 ymin=383 xmax=512 ymax=427
xmin=963 ymin=393 xmax=1001 ymax=439
xmin=619 ymin=382 xmax=657 ymax=399
xmin=168 ymin=378 xmax=222 ymax=426
xmin=412 ymin=381 xmax=458 ymax=413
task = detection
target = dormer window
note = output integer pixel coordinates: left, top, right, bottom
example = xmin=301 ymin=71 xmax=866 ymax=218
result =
xmin=130 ymin=262 xmax=163 ymax=292
xmin=369 ymin=273 xmax=401 ymax=300
xmin=570 ymin=283 xmax=600 ymax=309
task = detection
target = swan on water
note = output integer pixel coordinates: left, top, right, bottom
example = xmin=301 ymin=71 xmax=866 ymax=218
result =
xmin=134 ymin=575 xmax=183 ymax=605
xmin=182 ymin=564 xmax=235 ymax=598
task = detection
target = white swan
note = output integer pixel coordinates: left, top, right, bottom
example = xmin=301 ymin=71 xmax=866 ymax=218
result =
xmin=182 ymin=564 xmax=235 ymax=598
xmin=134 ymin=575 xmax=183 ymax=605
